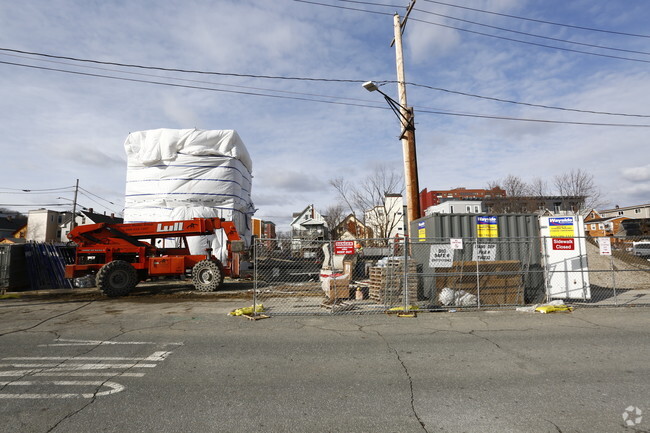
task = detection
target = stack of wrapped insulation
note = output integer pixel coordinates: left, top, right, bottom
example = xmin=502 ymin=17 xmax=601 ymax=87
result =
xmin=123 ymin=128 xmax=254 ymax=263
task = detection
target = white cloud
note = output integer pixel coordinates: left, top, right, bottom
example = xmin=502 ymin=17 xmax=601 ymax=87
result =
xmin=622 ymin=165 xmax=650 ymax=182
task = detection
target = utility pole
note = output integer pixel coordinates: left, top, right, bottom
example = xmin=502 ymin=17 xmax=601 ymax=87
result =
xmin=71 ymin=179 xmax=79 ymax=228
xmin=393 ymin=1 xmax=420 ymax=234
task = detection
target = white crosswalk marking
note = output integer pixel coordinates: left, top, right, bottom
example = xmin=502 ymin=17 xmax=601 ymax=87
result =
xmin=0 ymin=340 xmax=180 ymax=399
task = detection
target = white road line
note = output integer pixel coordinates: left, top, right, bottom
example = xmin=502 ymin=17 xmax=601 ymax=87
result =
xmin=0 ymin=370 xmax=145 ymax=377
xmin=0 ymin=363 xmax=157 ymax=369
xmin=4 ymin=351 xmax=172 ymax=362
xmin=0 ymin=380 xmax=125 ymax=398
xmin=38 ymin=339 xmax=183 ymax=347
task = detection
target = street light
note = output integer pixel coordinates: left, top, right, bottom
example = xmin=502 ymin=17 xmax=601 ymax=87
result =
xmin=363 ymin=81 xmax=420 ymax=232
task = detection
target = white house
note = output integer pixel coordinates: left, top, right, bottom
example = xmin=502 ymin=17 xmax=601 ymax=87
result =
xmin=424 ymin=199 xmax=484 ymax=216
xmin=600 ymin=203 xmax=650 ymax=219
xmin=364 ymin=193 xmax=405 ymax=240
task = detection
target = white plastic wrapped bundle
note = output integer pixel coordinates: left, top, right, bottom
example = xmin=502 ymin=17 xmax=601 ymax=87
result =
xmin=123 ymin=128 xmax=254 ymax=262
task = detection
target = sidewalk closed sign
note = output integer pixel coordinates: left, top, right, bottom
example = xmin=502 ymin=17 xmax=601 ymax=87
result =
xmin=334 ymin=240 xmax=355 ymax=255
xmin=552 ymin=238 xmax=574 ymax=250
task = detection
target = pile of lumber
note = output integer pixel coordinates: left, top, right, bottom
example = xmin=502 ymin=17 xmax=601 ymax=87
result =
xmin=368 ymin=259 xmax=418 ymax=305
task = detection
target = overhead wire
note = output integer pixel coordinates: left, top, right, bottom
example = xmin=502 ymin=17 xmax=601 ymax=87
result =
xmin=2 ymin=59 xmax=650 ymax=128
xmin=420 ymin=0 xmax=650 ymax=39
xmin=337 ymin=0 xmax=650 ymax=55
xmin=294 ymin=1 xmax=650 ymax=63
xmin=412 ymin=7 xmax=650 ymax=57
xmin=3 ymin=47 xmax=650 ymax=118
xmin=0 ymin=186 xmax=75 ymax=192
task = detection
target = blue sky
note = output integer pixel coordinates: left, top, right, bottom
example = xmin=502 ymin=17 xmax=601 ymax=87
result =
xmin=1 ymin=0 xmax=649 ymax=230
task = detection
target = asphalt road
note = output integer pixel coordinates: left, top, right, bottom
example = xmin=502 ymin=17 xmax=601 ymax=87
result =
xmin=0 ymin=293 xmax=649 ymax=433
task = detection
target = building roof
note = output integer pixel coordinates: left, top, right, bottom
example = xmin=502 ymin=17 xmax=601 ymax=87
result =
xmin=0 ymin=216 xmax=27 ymax=231
xmin=81 ymin=209 xmax=123 ymax=224
xmin=601 ymin=203 xmax=650 ymax=212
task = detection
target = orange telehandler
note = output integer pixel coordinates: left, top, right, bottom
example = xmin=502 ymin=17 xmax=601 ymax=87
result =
xmin=64 ymin=218 xmax=245 ymax=297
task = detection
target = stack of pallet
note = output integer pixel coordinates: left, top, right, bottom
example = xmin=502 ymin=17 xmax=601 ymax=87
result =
xmin=368 ymin=259 xmax=418 ymax=305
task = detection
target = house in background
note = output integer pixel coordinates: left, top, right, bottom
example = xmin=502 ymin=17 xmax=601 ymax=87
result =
xmin=583 ymin=216 xmax=629 ymax=239
xmin=26 ymin=208 xmax=123 ymax=243
xmin=483 ymin=196 xmax=585 ymax=215
xmin=600 ymin=203 xmax=650 ymax=219
xmin=0 ymin=214 xmax=27 ymax=243
xmin=365 ymin=193 xmax=405 ymax=241
xmin=424 ymin=199 xmax=484 ymax=216
xmin=252 ymin=217 xmax=276 ymax=249
xmin=420 ymin=187 xmax=506 ymax=217
xmin=290 ymin=204 xmax=328 ymax=258
xmin=332 ymin=214 xmax=370 ymax=240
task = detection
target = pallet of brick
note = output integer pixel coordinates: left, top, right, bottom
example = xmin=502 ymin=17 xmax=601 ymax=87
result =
xmin=369 ymin=260 xmax=418 ymax=305
xmin=434 ymin=260 xmax=524 ymax=305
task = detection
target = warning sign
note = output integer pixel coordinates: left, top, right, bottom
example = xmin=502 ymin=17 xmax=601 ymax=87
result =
xmin=552 ymin=238 xmax=574 ymax=250
xmin=598 ymin=237 xmax=612 ymax=256
xmin=549 ymin=217 xmax=574 ymax=238
xmin=476 ymin=216 xmax=498 ymax=238
xmin=429 ymin=244 xmax=453 ymax=268
xmin=472 ymin=244 xmax=497 ymax=261
xmin=334 ymin=240 xmax=355 ymax=255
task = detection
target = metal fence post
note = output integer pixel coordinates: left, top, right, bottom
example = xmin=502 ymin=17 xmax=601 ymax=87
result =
xmin=541 ymin=236 xmax=549 ymax=303
xmin=475 ymin=237 xmax=481 ymax=309
xmin=611 ymin=254 xmax=618 ymax=307
xmin=403 ymin=235 xmax=409 ymax=312
xmin=253 ymin=237 xmax=258 ymax=315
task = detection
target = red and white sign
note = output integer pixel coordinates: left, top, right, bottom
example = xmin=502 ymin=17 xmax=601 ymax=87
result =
xmin=450 ymin=238 xmax=464 ymax=250
xmin=598 ymin=237 xmax=612 ymax=256
xmin=552 ymin=238 xmax=575 ymax=250
xmin=334 ymin=240 xmax=355 ymax=255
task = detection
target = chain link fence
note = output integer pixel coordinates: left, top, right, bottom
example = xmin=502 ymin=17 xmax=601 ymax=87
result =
xmin=251 ymin=236 xmax=650 ymax=315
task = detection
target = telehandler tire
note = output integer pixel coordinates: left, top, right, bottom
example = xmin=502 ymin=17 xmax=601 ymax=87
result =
xmin=96 ymin=260 xmax=138 ymax=297
xmin=192 ymin=260 xmax=223 ymax=292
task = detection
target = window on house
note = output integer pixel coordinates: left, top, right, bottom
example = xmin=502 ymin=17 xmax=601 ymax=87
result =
xmin=466 ymin=206 xmax=471 ymax=213
xmin=591 ymin=224 xmax=596 ymax=230
xmin=474 ymin=206 xmax=479 ymax=213
xmin=618 ymin=211 xmax=624 ymax=216
xmin=635 ymin=209 xmax=641 ymax=214
xmin=450 ymin=205 xmax=454 ymax=213
xmin=598 ymin=224 xmax=604 ymax=230
xmin=553 ymin=202 xmax=561 ymax=213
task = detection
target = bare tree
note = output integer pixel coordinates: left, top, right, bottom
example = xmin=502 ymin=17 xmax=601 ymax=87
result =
xmin=553 ymin=169 xmax=602 ymax=212
xmin=321 ymin=204 xmax=346 ymax=239
xmin=525 ymin=177 xmax=548 ymax=196
xmin=486 ymin=174 xmax=528 ymax=197
xmin=330 ymin=165 xmax=404 ymax=242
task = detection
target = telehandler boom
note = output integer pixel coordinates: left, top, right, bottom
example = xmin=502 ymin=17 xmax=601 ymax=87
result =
xmin=65 ymin=218 xmax=244 ymax=297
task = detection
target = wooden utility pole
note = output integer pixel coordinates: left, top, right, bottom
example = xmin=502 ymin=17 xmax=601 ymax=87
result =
xmin=71 ymin=179 xmax=79 ymax=228
xmin=393 ymin=3 xmax=420 ymax=234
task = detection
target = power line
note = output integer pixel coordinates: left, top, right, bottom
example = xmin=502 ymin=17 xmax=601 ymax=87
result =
xmin=0 ymin=59 xmax=395 ymax=109
xmin=4 ymin=47 xmax=650 ymax=118
xmin=78 ymin=187 xmax=116 ymax=205
xmin=0 ymin=52 xmax=392 ymax=107
xmin=0 ymin=47 xmax=367 ymax=84
xmin=294 ymin=1 xmax=650 ymax=63
xmin=420 ymin=0 xmax=650 ymax=39
xmin=399 ymin=82 xmax=650 ymax=118
xmin=413 ymin=7 xmax=650 ymax=57
xmin=339 ymin=0 xmax=650 ymax=55
xmin=2 ymin=58 xmax=650 ymax=127
xmin=408 ymin=16 xmax=650 ymax=64
xmin=0 ymin=186 xmax=75 ymax=192
xmin=415 ymin=107 xmax=650 ymax=127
